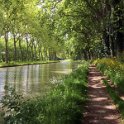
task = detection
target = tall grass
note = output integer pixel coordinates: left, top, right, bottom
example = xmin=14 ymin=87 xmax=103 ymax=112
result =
xmin=1 ymin=61 xmax=89 ymax=124
xmin=103 ymin=80 xmax=124 ymax=117
xmin=94 ymin=58 xmax=124 ymax=92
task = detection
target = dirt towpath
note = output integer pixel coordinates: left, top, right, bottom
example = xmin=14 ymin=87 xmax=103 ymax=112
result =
xmin=83 ymin=66 xmax=121 ymax=124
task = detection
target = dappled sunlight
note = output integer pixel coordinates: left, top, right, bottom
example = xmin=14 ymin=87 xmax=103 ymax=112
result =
xmin=120 ymin=96 xmax=124 ymax=101
xmin=91 ymin=97 xmax=108 ymax=102
xmin=0 ymin=0 xmax=123 ymax=123
xmin=89 ymin=76 xmax=101 ymax=81
xmin=104 ymin=105 xmax=116 ymax=110
xmin=83 ymin=66 xmax=120 ymax=124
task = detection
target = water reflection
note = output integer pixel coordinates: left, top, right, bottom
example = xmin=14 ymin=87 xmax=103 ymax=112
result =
xmin=0 ymin=61 xmax=79 ymax=99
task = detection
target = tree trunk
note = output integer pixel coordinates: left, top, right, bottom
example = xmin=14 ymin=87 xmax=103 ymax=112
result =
xmin=31 ymin=40 xmax=34 ymax=61
xmin=112 ymin=0 xmax=124 ymax=56
xmin=103 ymin=29 xmax=111 ymax=56
xmin=110 ymin=38 xmax=116 ymax=57
xmin=13 ymin=34 xmax=17 ymax=61
xmin=18 ymin=37 xmax=23 ymax=61
xmin=83 ymin=50 xmax=88 ymax=60
xmin=25 ymin=37 xmax=29 ymax=61
xmin=33 ymin=43 xmax=37 ymax=61
xmin=5 ymin=31 xmax=9 ymax=63
xmin=116 ymin=8 xmax=124 ymax=54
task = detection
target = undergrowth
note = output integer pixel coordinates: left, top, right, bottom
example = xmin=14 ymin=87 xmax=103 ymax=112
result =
xmin=94 ymin=58 xmax=124 ymax=118
xmin=94 ymin=58 xmax=124 ymax=93
xmin=103 ymin=80 xmax=124 ymax=118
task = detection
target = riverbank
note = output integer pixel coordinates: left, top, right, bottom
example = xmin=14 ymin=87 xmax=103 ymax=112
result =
xmin=0 ymin=60 xmax=59 ymax=68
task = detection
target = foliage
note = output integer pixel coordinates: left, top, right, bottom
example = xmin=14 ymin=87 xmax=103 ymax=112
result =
xmin=1 ymin=87 xmax=24 ymax=123
xmin=103 ymin=80 xmax=124 ymax=118
xmin=94 ymin=58 xmax=124 ymax=92
xmin=54 ymin=0 xmax=104 ymax=59
xmin=0 ymin=60 xmax=58 ymax=68
xmin=94 ymin=58 xmax=124 ymax=117
xmin=1 ymin=61 xmax=89 ymax=124
xmin=0 ymin=0 xmax=65 ymax=63
xmin=0 ymin=0 xmax=124 ymax=62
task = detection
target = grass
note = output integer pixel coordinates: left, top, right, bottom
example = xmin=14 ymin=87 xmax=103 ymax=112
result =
xmin=0 ymin=60 xmax=59 ymax=68
xmin=94 ymin=58 xmax=124 ymax=93
xmin=1 ymin=61 xmax=89 ymax=124
xmin=94 ymin=58 xmax=124 ymax=118
xmin=103 ymin=80 xmax=124 ymax=118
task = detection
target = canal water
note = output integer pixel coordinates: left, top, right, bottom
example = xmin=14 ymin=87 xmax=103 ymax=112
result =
xmin=0 ymin=61 xmax=79 ymax=99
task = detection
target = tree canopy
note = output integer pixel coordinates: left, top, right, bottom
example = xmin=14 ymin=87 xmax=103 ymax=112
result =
xmin=0 ymin=0 xmax=124 ymax=63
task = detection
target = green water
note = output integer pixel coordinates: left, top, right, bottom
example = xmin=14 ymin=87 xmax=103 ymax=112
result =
xmin=0 ymin=61 xmax=79 ymax=98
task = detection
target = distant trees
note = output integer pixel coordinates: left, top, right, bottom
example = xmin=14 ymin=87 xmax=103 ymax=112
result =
xmin=0 ymin=0 xmax=64 ymax=63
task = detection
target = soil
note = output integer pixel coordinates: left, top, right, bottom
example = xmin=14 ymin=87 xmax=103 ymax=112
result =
xmin=82 ymin=66 xmax=122 ymax=124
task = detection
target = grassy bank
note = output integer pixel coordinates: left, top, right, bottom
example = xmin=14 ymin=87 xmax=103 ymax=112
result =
xmin=0 ymin=61 xmax=59 ymax=68
xmin=103 ymin=80 xmax=124 ymax=117
xmin=94 ymin=58 xmax=124 ymax=117
xmin=1 ymin=61 xmax=89 ymax=124
xmin=94 ymin=58 xmax=124 ymax=93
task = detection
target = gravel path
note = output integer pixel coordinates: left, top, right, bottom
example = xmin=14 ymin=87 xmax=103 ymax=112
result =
xmin=83 ymin=66 xmax=121 ymax=124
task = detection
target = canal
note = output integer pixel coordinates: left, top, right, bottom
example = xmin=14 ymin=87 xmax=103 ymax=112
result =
xmin=0 ymin=61 xmax=79 ymax=99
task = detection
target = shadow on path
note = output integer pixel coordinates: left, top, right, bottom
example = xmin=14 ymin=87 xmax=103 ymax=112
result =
xmin=82 ymin=66 xmax=121 ymax=124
